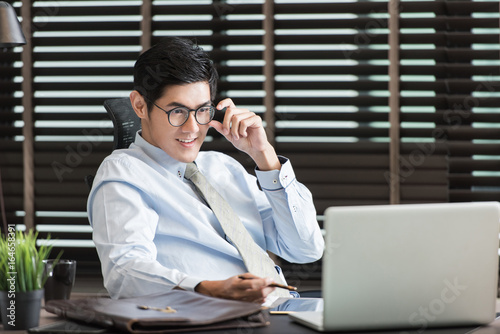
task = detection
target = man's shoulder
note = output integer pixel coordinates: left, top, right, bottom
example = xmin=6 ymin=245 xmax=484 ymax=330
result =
xmin=96 ymin=147 xmax=151 ymax=179
xmin=198 ymin=150 xmax=241 ymax=166
xmin=198 ymin=149 xmax=230 ymax=159
xmin=103 ymin=146 xmax=147 ymax=165
xmin=197 ymin=150 xmax=249 ymax=176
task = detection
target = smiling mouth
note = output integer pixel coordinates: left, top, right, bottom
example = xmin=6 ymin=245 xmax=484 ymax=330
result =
xmin=177 ymin=138 xmax=196 ymax=143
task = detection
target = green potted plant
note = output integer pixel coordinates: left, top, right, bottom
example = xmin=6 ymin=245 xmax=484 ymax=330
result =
xmin=0 ymin=228 xmax=61 ymax=330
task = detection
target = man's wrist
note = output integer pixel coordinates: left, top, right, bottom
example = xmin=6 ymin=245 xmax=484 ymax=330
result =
xmin=251 ymin=144 xmax=281 ymax=171
xmin=195 ymin=280 xmax=214 ymax=296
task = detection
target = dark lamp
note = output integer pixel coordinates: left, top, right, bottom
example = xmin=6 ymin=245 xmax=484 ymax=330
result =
xmin=0 ymin=1 xmax=26 ymax=47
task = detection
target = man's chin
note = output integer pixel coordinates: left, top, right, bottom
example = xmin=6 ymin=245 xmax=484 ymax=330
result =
xmin=176 ymin=150 xmax=200 ymax=163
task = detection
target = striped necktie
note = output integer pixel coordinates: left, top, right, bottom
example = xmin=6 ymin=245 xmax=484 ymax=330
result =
xmin=185 ymin=162 xmax=289 ymax=297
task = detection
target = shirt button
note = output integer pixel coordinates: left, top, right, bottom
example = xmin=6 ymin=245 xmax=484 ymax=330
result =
xmin=292 ymin=206 xmax=297 ymax=212
xmin=177 ymin=171 xmax=182 ymax=178
xmin=273 ymin=179 xmax=278 ymax=184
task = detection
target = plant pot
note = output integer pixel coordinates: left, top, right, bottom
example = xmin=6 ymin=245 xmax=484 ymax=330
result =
xmin=0 ymin=289 xmax=44 ymax=330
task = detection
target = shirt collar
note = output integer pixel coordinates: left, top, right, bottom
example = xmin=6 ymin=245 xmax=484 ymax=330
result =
xmin=131 ymin=130 xmax=188 ymax=180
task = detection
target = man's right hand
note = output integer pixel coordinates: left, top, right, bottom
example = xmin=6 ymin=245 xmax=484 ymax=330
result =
xmin=194 ymin=273 xmax=276 ymax=303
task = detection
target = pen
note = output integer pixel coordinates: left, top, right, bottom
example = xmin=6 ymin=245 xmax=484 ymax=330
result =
xmin=238 ymin=275 xmax=298 ymax=291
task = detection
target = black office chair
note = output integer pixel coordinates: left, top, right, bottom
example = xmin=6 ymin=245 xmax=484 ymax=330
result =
xmin=84 ymin=98 xmax=141 ymax=189
xmin=104 ymin=98 xmax=141 ymax=151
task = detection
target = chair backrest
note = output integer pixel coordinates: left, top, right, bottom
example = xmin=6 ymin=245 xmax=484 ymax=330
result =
xmin=103 ymin=97 xmax=141 ymax=150
xmin=85 ymin=98 xmax=141 ymax=190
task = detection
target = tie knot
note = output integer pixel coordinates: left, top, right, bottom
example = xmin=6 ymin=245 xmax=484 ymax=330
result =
xmin=184 ymin=162 xmax=199 ymax=180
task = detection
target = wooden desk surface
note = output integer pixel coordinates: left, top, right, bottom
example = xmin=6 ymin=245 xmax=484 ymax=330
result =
xmin=1 ymin=292 xmax=108 ymax=334
xmin=3 ymin=297 xmax=500 ymax=334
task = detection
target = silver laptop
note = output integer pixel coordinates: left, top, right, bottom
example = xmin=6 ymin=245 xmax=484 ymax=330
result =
xmin=290 ymin=202 xmax=500 ymax=332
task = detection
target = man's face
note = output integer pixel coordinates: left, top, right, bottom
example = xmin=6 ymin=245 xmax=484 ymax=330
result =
xmin=140 ymin=81 xmax=211 ymax=163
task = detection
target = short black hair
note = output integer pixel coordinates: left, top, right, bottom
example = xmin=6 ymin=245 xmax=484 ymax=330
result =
xmin=133 ymin=37 xmax=218 ymax=112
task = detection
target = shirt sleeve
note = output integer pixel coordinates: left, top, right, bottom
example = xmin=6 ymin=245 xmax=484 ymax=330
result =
xmin=88 ymin=165 xmax=204 ymax=299
xmin=255 ymin=156 xmax=325 ymax=263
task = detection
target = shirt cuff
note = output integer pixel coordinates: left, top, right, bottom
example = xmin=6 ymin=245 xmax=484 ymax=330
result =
xmin=177 ymin=275 xmax=204 ymax=292
xmin=255 ymin=156 xmax=296 ymax=191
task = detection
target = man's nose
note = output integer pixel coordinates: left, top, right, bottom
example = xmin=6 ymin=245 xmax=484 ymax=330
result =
xmin=181 ymin=111 xmax=199 ymax=132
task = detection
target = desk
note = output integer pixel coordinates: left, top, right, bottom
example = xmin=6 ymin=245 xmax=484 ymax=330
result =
xmin=3 ymin=299 xmax=500 ymax=334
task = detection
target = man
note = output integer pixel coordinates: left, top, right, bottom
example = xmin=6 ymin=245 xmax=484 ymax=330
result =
xmin=88 ymin=37 xmax=324 ymax=303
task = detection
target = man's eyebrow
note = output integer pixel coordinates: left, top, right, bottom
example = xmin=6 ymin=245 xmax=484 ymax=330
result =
xmin=165 ymin=101 xmax=211 ymax=109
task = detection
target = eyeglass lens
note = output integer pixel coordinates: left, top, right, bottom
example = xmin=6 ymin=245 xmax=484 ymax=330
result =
xmin=169 ymin=106 xmax=214 ymax=127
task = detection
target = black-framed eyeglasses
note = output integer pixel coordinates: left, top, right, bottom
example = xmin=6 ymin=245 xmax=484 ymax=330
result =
xmin=144 ymin=96 xmax=215 ymax=127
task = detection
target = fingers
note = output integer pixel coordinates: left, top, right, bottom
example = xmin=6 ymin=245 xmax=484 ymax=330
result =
xmin=233 ymin=274 xmax=275 ymax=303
xmin=232 ymin=112 xmax=262 ymax=140
xmin=238 ymin=273 xmax=259 ymax=280
xmin=209 ymin=119 xmax=224 ymax=135
xmin=216 ymin=98 xmax=236 ymax=110
xmin=241 ymin=286 xmax=275 ymax=304
xmin=210 ymin=99 xmax=272 ymax=158
xmin=212 ymin=99 xmax=261 ymax=140
xmin=196 ymin=274 xmax=276 ymax=303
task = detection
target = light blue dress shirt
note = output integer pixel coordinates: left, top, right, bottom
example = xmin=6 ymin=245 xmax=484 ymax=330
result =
xmin=87 ymin=132 xmax=324 ymax=299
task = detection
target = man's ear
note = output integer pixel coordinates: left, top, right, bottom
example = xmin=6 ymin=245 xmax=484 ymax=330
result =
xmin=130 ymin=91 xmax=148 ymax=119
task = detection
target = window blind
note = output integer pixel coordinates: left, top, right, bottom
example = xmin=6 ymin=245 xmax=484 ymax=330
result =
xmin=0 ymin=44 xmax=23 ymax=229
xmin=1 ymin=0 xmax=142 ymax=273
xmin=397 ymin=1 xmax=500 ymax=203
xmin=0 ymin=0 xmax=498 ymax=281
